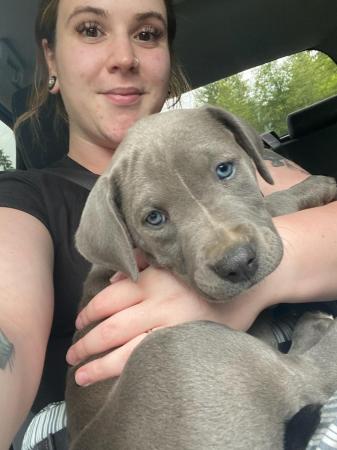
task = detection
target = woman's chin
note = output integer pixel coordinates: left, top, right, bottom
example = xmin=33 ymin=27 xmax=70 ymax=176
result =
xmin=97 ymin=104 xmax=163 ymax=149
xmin=109 ymin=114 xmax=142 ymax=139
xmin=98 ymin=125 xmax=133 ymax=150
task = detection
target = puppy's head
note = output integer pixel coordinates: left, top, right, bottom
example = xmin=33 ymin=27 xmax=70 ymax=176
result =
xmin=76 ymin=106 xmax=283 ymax=302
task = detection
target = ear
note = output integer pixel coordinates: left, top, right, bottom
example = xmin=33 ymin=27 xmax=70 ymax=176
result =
xmin=75 ymin=174 xmax=139 ymax=281
xmin=42 ymin=38 xmax=60 ymax=94
xmin=204 ymin=105 xmax=274 ymax=185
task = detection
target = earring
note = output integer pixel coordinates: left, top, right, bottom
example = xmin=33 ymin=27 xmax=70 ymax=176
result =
xmin=48 ymin=75 xmax=57 ymax=91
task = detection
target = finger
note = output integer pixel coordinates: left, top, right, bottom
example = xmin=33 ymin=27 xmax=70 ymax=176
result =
xmin=74 ymin=332 xmax=149 ymax=385
xmin=68 ymin=301 xmax=162 ymax=365
xmin=76 ymin=278 xmax=144 ymax=330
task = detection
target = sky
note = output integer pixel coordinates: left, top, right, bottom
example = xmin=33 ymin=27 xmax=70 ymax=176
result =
xmin=164 ymin=88 xmax=199 ymax=110
xmin=0 ymin=121 xmax=16 ymax=167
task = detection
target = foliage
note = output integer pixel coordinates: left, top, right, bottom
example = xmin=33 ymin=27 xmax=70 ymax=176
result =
xmin=0 ymin=148 xmax=13 ymax=170
xmin=196 ymin=51 xmax=337 ymax=135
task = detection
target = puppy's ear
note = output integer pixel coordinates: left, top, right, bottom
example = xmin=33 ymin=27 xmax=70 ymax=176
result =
xmin=75 ymin=174 xmax=139 ymax=281
xmin=204 ymin=105 xmax=274 ymax=185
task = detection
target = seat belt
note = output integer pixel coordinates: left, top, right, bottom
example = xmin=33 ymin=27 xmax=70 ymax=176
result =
xmin=33 ymin=428 xmax=68 ymax=450
xmin=261 ymin=131 xmax=281 ymax=150
xmin=41 ymin=167 xmax=97 ymax=191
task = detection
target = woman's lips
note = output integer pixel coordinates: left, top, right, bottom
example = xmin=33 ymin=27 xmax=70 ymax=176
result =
xmin=103 ymin=88 xmax=144 ymax=106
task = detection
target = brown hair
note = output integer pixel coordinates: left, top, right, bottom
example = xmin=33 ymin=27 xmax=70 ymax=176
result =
xmin=15 ymin=0 xmax=190 ymax=138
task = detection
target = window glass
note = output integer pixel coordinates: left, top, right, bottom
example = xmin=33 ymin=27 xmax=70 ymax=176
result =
xmin=195 ymin=51 xmax=337 ymax=136
xmin=0 ymin=121 xmax=15 ymax=170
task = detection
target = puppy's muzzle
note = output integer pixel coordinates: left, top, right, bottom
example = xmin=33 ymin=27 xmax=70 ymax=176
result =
xmin=210 ymin=243 xmax=258 ymax=283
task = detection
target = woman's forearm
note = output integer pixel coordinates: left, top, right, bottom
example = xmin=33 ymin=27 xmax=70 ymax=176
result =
xmin=0 ymin=324 xmax=45 ymax=450
xmin=234 ymin=200 xmax=337 ymax=316
xmin=273 ymin=200 xmax=337 ymax=303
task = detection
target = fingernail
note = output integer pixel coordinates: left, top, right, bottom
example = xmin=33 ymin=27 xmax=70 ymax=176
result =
xmin=66 ymin=348 xmax=77 ymax=365
xmin=110 ymin=271 xmax=126 ymax=283
xmin=76 ymin=371 xmax=90 ymax=386
xmin=75 ymin=316 xmax=83 ymax=330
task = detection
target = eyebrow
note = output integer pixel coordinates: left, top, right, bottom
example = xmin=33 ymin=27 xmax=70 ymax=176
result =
xmin=66 ymin=6 xmax=108 ymax=25
xmin=66 ymin=7 xmax=167 ymax=28
xmin=135 ymin=11 xmax=167 ymax=28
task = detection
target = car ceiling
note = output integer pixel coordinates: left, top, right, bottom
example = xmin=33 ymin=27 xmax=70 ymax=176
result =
xmin=0 ymin=0 xmax=337 ymax=116
xmin=173 ymin=0 xmax=337 ymax=85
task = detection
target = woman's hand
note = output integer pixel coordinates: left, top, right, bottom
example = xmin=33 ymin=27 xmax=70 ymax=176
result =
xmin=66 ymin=266 xmax=267 ymax=386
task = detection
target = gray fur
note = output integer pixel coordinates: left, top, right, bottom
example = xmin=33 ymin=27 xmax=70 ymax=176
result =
xmin=0 ymin=328 xmax=14 ymax=370
xmin=66 ymin=106 xmax=337 ymax=449
xmin=68 ymin=314 xmax=337 ymax=450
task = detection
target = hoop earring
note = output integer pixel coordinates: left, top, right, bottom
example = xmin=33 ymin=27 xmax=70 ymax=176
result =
xmin=48 ymin=76 xmax=57 ymax=91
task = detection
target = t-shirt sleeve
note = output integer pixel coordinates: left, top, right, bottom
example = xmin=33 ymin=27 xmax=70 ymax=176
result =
xmin=0 ymin=170 xmax=51 ymax=233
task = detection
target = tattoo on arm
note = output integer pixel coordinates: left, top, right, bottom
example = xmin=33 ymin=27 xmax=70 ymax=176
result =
xmin=261 ymin=148 xmax=308 ymax=174
xmin=0 ymin=329 xmax=14 ymax=371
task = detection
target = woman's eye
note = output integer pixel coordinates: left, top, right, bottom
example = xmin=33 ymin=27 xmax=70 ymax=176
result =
xmin=216 ymin=162 xmax=235 ymax=180
xmin=145 ymin=210 xmax=167 ymax=227
xmin=77 ymin=22 xmax=104 ymax=39
xmin=135 ymin=26 xmax=163 ymax=43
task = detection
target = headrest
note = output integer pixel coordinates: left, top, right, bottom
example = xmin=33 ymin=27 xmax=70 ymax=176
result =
xmin=287 ymin=94 xmax=337 ymax=139
xmin=12 ymin=85 xmax=68 ymax=169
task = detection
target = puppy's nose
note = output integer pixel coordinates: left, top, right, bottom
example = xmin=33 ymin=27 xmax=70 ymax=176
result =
xmin=210 ymin=244 xmax=258 ymax=283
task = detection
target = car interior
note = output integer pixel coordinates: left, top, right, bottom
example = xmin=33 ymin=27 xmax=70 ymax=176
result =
xmin=1 ymin=0 xmax=337 ymax=176
xmin=1 ymin=0 xmax=337 ymax=448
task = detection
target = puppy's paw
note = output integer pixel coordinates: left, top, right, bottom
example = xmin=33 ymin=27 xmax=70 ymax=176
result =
xmin=304 ymin=175 xmax=337 ymax=205
xmin=289 ymin=311 xmax=334 ymax=354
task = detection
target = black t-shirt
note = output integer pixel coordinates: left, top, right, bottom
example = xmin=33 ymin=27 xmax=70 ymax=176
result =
xmin=0 ymin=156 xmax=98 ymax=411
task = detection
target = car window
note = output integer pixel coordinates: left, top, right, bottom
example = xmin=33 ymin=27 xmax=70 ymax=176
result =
xmin=195 ymin=50 xmax=337 ymax=136
xmin=0 ymin=121 xmax=16 ymax=170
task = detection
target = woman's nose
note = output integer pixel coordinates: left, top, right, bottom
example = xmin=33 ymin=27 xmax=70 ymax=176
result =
xmin=106 ymin=37 xmax=139 ymax=73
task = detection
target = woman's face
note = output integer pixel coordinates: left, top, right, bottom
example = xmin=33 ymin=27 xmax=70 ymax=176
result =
xmin=45 ymin=0 xmax=171 ymax=151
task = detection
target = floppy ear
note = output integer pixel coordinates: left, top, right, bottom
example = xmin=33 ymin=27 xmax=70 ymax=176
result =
xmin=75 ymin=174 xmax=139 ymax=281
xmin=204 ymin=105 xmax=274 ymax=185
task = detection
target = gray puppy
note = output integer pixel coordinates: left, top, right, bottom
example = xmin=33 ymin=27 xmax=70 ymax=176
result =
xmin=66 ymin=106 xmax=337 ymax=449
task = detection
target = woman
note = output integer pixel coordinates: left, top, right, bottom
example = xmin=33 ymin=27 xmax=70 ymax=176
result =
xmin=1 ymin=0 xmax=337 ymax=448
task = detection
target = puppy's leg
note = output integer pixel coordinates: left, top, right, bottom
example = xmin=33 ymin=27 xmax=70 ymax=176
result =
xmin=72 ymin=321 xmax=292 ymax=450
xmin=264 ymin=175 xmax=337 ymax=217
xmin=283 ymin=313 xmax=336 ymax=449
xmin=66 ymin=264 xmax=115 ymax=444
xmin=288 ymin=311 xmax=334 ymax=355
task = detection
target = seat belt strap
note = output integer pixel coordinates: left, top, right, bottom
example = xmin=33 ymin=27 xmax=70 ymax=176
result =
xmin=261 ymin=131 xmax=281 ymax=150
xmin=32 ymin=428 xmax=68 ymax=450
xmin=41 ymin=167 xmax=97 ymax=191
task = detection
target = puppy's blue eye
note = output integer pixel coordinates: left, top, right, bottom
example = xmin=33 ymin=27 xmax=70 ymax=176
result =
xmin=216 ymin=162 xmax=235 ymax=180
xmin=145 ymin=210 xmax=167 ymax=226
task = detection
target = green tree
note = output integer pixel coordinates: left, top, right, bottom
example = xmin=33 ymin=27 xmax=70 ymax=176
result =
xmin=250 ymin=60 xmax=292 ymax=133
xmin=197 ymin=51 xmax=337 ymax=136
xmin=285 ymin=51 xmax=337 ymax=108
xmin=0 ymin=148 xmax=13 ymax=170
xmin=196 ymin=73 xmax=261 ymax=130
